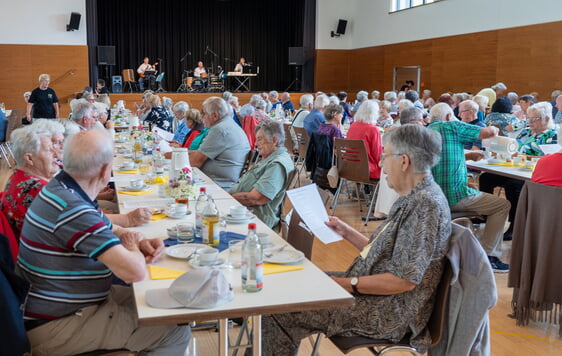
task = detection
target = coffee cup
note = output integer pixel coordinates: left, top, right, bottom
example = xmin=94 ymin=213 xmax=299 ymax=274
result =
xmin=197 ymin=247 xmax=219 ymax=266
xmin=130 ymin=179 xmax=144 ymax=189
xmin=168 ymin=203 xmax=187 ymax=216
xmin=122 ymin=161 xmax=135 ymax=170
xmin=230 ymin=205 xmax=247 ymax=218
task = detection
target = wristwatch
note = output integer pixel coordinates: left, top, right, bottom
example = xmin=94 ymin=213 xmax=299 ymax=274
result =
xmin=350 ymin=277 xmax=359 ymax=294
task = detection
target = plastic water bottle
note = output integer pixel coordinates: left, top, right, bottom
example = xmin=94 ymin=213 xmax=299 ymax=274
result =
xmin=241 ymin=223 xmax=263 ymax=292
xmin=194 ymin=187 xmax=207 ymax=239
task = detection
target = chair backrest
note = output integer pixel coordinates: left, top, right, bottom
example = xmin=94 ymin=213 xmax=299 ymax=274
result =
xmin=122 ymin=69 xmax=136 ymax=83
xmin=156 ymin=72 xmax=165 ymax=82
xmin=6 ymin=110 xmax=24 ymax=142
xmin=239 ymin=150 xmax=259 ymax=178
xmin=292 ymin=126 xmax=310 ymax=160
xmin=242 ymin=116 xmax=259 ymax=150
xmin=428 ymin=258 xmax=453 ymax=347
xmin=333 ymin=138 xmax=371 ymax=184
xmin=283 ymin=123 xmax=295 ymax=154
xmin=286 ymin=210 xmax=314 ymax=259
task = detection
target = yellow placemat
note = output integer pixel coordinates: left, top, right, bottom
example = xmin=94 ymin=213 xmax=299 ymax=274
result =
xmin=117 ymin=170 xmax=140 ymax=174
xmin=487 ymin=162 xmax=516 ymax=167
xmin=150 ymin=213 xmax=167 ymax=221
xmin=148 ymin=265 xmax=185 ymax=280
xmin=118 ymin=190 xmax=154 ymax=196
xmin=263 ymin=263 xmax=304 ymax=275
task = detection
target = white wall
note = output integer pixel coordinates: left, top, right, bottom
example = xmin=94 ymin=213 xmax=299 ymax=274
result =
xmin=0 ymin=0 xmax=87 ymax=45
xmin=317 ymin=0 xmax=562 ymax=49
xmin=316 ymin=0 xmax=356 ymax=50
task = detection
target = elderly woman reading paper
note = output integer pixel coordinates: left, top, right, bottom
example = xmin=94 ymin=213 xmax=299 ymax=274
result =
xmin=230 ymin=120 xmax=294 ymax=230
xmin=258 ymin=124 xmax=451 ymax=356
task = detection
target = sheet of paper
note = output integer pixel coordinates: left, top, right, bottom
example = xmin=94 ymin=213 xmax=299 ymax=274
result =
xmin=158 ymin=139 xmax=173 ymax=153
xmin=539 ymin=144 xmax=562 ymax=155
xmin=153 ymin=128 xmax=174 ymax=142
xmin=287 ymin=184 xmax=343 ymax=244
xmin=123 ymin=198 xmax=172 ymax=209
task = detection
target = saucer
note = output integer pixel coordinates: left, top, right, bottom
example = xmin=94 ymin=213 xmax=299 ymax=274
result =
xmin=166 ymin=210 xmax=192 ymax=219
xmin=225 ymin=213 xmax=254 ymax=224
xmin=121 ymin=185 xmax=150 ymax=192
xmin=166 ymin=244 xmax=208 ymax=259
xmin=188 ymin=257 xmax=226 ymax=269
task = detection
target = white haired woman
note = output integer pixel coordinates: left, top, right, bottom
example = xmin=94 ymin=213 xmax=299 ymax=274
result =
xmin=170 ymin=101 xmax=190 ymax=143
xmin=346 ymin=101 xmax=384 ymax=179
xmin=31 ymin=119 xmax=66 ymax=168
xmin=27 ymin=74 xmax=60 ymax=120
xmin=259 ymin=124 xmax=451 ymax=355
xmin=92 ymin=102 xmax=115 ymax=136
xmin=143 ymin=93 xmax=173 ymax=132
xmin=230 ymin=120 xmax=294 ymax=230
xmin=0 ymin=127 xmax=59 ymax=236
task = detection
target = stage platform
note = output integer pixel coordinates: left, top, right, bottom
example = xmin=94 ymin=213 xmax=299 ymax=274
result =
xmin=108 ymin=92 xmax=306 ymax=110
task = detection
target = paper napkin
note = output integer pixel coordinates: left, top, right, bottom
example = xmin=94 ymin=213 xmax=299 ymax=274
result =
xmin=118 ymin=190 xmax=154 ymax=196
xmin=148 ymin=265 xmax=185 ymax=280
xmin=263 ymin=263 xmax=304 ymax=275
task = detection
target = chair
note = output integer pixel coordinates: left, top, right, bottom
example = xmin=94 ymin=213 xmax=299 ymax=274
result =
xmin=122 ymin=69 xmax=138 ymax=93
xmin=292 ymin=126 xmax=310 ymax=185
xmin=284 ymin=209 xmax=314 ymax=260
xmin=1 ymin=109 xmax=23 ymax=168
xmin=239 ymin=150 xmax=259 ymax=178
xmin=155 ymin=72 xmax=165 ymax=92
xmin=282 ymin=123 xmax=297 ymax=157
xmin=242 ymin=116 xmax=259 ymax=150
xmin=331 ymin=138 xmax=379 ymax=226
xmin=312 ymin=259 xmax=453 ymax=355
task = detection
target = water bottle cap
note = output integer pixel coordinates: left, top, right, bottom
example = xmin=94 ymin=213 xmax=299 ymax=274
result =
xmin=200 ymin=187 xmax=206 ymax=192
xmin=248 ymin=223 xmax=256 ymax=230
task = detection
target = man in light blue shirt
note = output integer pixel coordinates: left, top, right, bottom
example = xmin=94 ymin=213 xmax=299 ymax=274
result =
xmin=303 ymin=95 xmax=329 ymax=136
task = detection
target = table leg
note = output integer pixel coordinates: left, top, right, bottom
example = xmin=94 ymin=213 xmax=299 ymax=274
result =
xmin=219 ymin=318 xmax=229 ymax=356
xmin=252 ymin=315 xmax=262 ymax=356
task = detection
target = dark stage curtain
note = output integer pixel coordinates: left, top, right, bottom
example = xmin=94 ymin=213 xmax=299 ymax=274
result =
xmin=95 ymin=0 xmax=310 ymax=92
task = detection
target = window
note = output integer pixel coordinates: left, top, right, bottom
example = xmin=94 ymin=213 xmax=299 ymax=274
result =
xmin=391 ymin=0 xmax=439 ymax=12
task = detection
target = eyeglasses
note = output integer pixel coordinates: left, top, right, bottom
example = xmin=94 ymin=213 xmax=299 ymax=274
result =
xmin=459 ymin=109 xmax=474 ymax=114
xmin=379 ymin=153 xmax=403 ymax=162
xmin=527 ymin=117 xmax=542 ymax=122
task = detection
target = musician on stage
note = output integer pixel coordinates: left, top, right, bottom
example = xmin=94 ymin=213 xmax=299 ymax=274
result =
xmin=137 ymin=57 xmax=156 ymax=90
xmin=194 ymin=61 xmax=207 ymax=78
xmin=234 ymin=57 xmax=246 ymax=73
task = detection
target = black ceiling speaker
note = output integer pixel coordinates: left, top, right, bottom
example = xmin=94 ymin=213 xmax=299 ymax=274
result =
xmin=67 ymin=12 xmax=81 ymax=31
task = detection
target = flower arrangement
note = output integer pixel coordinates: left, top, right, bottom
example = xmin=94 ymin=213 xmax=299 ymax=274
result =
xmin=163 ymin=167 xmax=197 ymax=200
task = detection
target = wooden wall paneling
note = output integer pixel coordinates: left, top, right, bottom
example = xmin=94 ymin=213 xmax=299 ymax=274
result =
xmin=314 ymin=49 xmax=351 ymax=93
xmin=496 ymin=22 xmax=562 ymax=101
xmin=0 ymin=45 xmax=89 ymax=118
xmin=348 ymin=46 xmax=385 ymax=93
xmin=381 ymin=39 xmax=432 ymax=93
xmin=430 ymin=31 xmax=498 ymax=97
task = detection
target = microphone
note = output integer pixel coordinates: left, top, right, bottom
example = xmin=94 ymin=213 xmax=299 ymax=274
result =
xmin=188 ymin=51 xmax=191 ymax=55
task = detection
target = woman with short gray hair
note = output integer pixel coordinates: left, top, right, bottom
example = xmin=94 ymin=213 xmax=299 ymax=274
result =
xmin=171 ymin=101 xmax=190 ymax=142
xmin=253 ymin=99 xmax=271 ymax=123
xmin=230 ymin=120 xmax=294 ymax=230
xmin=347 ymin=100 xmax=383 ymax=179
xmin=0 ymin=126 xmax=59 ymax=236
xmin=31 ymin=119 xmax=66 ymax=166
xmin=260 ymin=123 xmax=451 ymax=356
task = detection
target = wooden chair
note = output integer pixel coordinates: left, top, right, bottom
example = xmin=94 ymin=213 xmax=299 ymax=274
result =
xmin=292 ymin=126 xmax=310 ymax=185
xmin=122 ymin=69 xmax=138 ymax=93
xmin=282 ymin=123 xmax=297 ymax=157
xmin=239 ymin=150 xmax=259 ymax=178
xmin=312 ymin=259 xmax=453 ymax=355
xmin=331 ymin=138 xmax=379 ymax=226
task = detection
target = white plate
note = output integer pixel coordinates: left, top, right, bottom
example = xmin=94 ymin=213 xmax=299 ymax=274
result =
xmin=120 ymin=185 xmax=151 ymax=192
xmin=166 ymin=210 xmax=192 ymax=219
xmin=225 ymin=213 xmax=255 ymax=224
xmin=119 ymin=165 xmax=136 ymax=171
xmin=263 ymin=249 xmax=305 ymax=265
xmin=188 ymin=257 xmax=226 ymax=269
xmin=166 ymin=244 xmax=208 ymax=259
xmin=518 ymin=166 xmax=533 ymax=171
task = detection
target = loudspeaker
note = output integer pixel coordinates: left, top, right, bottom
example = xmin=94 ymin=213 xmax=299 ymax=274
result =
xmin=112 ymin=76 xmax=123 ymax=93
xmin=288 ymin=47 xmax=306 ymax=66
xmin=98 ymin=46 xmax=115 ymax=66
xmin=66 ymin=12 xmax=81 ymax=31
xmin=336 ymin=19 xmax=347 ymax=35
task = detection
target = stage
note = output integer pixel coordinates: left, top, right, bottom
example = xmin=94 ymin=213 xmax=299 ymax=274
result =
xmin=108 ymin=92 xmax=306 ymax=110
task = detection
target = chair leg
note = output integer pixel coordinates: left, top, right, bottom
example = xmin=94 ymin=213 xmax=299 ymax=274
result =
xmin=331 ymin=179 xmax=345 ymax=216
xmin=355 ymin=183 xmax=363 ymax=212
xmin=310 ymin=333 xmax=323 ymax=356
xmin=364 ymin=182 xmax=379 ymax=226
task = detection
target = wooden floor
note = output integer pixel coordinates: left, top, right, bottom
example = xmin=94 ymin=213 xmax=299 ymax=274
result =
xmin=1 ymin=165 xmax=560 ymax=355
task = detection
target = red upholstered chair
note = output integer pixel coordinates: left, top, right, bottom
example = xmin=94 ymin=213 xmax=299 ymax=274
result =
xmin=242 ymin=115 xmax=259 ymax=150
xmin=0 ymin=193 xmax=18 ymax=262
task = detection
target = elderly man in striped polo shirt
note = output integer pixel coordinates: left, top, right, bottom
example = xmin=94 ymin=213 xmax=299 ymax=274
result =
xmin=16 ymin=129 xmax=190 ymax=356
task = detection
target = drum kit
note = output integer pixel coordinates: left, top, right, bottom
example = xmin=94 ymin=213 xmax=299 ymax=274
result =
xmin=177 ymin=68 xmax=224 ymax=93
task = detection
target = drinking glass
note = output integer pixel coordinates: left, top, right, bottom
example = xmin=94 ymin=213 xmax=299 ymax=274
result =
xmin=177 ymin=223 xmax=195 ymax=243
xmin=227 ymin=239 xmax=244 ymax=268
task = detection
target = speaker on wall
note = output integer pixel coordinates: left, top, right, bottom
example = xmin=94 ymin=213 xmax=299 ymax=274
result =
xmin=98 ymin=46 xmax=116 ymax=66
xmin=288 ymin=47 xmax=306 ymax=66
xmin=66 ymin=12 xmax=81 ymax=31
xmin=112 ymin=76 xmax=123 ymax=93
xmin=336 ymin=19 xmax=347 ymax=35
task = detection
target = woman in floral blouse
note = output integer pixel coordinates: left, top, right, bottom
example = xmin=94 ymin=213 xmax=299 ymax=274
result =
xmin=259 ymin=125 xmax=451 ymax=355
xmin=0 ymin=127 xmax=59 ymax=236
xmin=143 ymin=93 xmax=173 ymax=132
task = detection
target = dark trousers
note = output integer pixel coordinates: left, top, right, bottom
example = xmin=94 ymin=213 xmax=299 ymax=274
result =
xmin=478 ymin=172 xmax=524 ymax=224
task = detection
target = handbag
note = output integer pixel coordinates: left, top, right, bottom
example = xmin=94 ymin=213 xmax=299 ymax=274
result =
xmin=327 ymin=155 xmax=339 ymax=188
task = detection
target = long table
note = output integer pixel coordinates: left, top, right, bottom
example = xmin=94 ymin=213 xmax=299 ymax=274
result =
xmin=466 ymin=159 xmax=532 ymax=181
xmin=113 ymin=161 xmax=353 ymax=355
